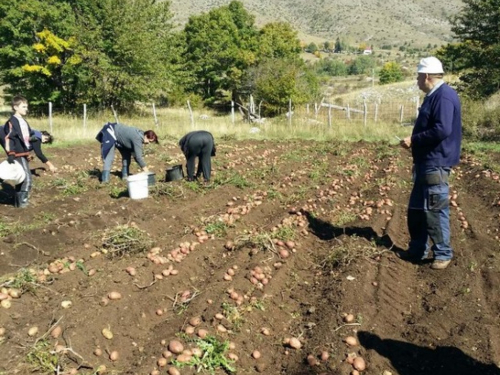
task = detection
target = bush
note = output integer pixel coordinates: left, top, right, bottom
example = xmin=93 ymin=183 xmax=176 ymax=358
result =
xmin=461 ymin=98 xmax=500 ymax=141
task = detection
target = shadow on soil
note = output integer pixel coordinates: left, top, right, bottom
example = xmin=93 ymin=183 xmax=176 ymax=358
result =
xmin=358 ymin=331 xmax=500 ymax=375
xmin=0 ymin=181 xmax=14 ymax=206
xmin=303 ymin=211 xmax=404 ymax=253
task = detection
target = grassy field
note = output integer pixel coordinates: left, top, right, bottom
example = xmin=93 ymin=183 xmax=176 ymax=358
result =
xmin=0 ymin=79 xmax=426 ymax=147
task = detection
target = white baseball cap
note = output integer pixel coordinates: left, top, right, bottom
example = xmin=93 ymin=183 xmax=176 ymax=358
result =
xmin=417 ymin=57 xmax=444 ymax=74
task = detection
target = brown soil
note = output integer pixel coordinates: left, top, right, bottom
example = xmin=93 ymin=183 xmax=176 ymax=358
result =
xmin=1 ymin=139 xmax=500 ymax=375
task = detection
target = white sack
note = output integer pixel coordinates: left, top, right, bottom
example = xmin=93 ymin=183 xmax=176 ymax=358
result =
xmin=0 ymin=160 xmax=26 ymax=186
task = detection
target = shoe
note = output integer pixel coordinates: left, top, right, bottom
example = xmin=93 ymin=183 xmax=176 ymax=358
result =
xmin=396 ymin=250 xmax=422 ymax=263
xmin=100 ymin=170 xmax=110 ymax=183
xmin=431 ymin=259 xmax=451 ymax=270
xmin=14 ymin=191 xmax=29 ymax=208
xmin=121 ymin=167 xmax=129 ymax=180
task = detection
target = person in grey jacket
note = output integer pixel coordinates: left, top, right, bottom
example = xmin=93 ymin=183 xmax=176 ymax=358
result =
xmin=179 ymin=130 xmax=216 ymax=183
xmin=96 ymin=123 xmax=158 ymax=183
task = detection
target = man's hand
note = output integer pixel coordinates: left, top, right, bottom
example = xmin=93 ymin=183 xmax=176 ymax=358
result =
xmin=7 ymin=154 xmax=15 ymax=164
xmin=400 ymin=136 xmax=412 ymax=149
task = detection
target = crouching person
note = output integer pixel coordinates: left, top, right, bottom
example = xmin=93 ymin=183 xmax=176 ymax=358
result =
xmin=179 ymin=130 xmax=216 ymax=183
xmin=96 ymin=123 xmax=158 ymax=183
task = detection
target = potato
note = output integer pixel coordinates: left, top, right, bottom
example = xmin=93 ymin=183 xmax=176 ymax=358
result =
xmin=108 ymin=292 xmax=122 ymax=300
xmin=252 ymin=350 xmax=261 ymax=359
xmin=353 ymin=357 xmax=366 ymax=371
xmin=289 ymin=337 xmax=302 ymax=349
xmin=344 ymin=336 xmax=358 ymax=346
xmin=109 ymin=350 xmax=119 ymax=361
xmin=168 ymin=339 xmax=184 ymax=354
xmin=50 ymin=325 xmax=62 ymax=338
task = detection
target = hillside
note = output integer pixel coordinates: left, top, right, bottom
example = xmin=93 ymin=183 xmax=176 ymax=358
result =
xmin=168 ymin=0 xmax=463 ymax=48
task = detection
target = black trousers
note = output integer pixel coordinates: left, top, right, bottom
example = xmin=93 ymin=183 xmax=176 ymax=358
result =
xmin=184 ymin=132 xmax=213 ymax=181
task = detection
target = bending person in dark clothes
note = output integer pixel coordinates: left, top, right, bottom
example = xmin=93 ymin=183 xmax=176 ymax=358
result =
xmin=179 ymin=131 xmax=216 ymax=183
xmin=96 ymin=123 xmax=158 ymax=183
xmin=30 ymin=130 xmax=56 ymax=172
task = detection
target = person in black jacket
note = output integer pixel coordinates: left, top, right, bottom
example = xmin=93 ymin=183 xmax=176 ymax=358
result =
xmin=30 ymin=130 xmax=57 ymax=172
xmin=178 ymin=131 xmax=216 ymax=183
xmin=1 ymin=96 xmax=35 ymax=208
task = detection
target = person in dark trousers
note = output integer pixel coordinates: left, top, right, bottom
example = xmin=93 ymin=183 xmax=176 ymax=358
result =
xmin=399 ymin=57 xmax=462 ymax=270
xmin=96 ymin=123 xmax=158 ymax=183
xmin=179 ymin=131 xmax=216 ymax=183
xmin=30 ymin=130 xmax=57 ymax=172
xmin=1 ymin=96 xmax=35 ymax=208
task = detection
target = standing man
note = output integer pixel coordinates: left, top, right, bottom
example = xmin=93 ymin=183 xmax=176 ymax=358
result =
xmin=399 ymin=57 xmax=462 ymax=270
xmin=1 ymin=96 xmax=34 ymax=208
xmin=179 ymin=130 xmax=216 ymax=184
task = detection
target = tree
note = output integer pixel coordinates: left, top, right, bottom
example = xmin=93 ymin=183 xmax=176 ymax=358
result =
xmin=307 ymin=42 xmax=319 ymax=53
xmin=258 ymin=22 xmax=302 ymax=60
xmin=247 ymin=58 xmax=320 ymax=115
xmin=0 ymin=0 xmax=175 ymax=111
xmin=439 ymin=0 xmax=500 ymax=98
xmin=182 ymin=1 xmax=259 ymax=104
xmin=68 ymin=0 xmax=174 ymax=109
xmin=348 ymin=56 xmax=376 ymax=75
xmin=313 ymin=58 xmax=348 ymax=76
xmin=0 ymin=0 xmax=78 ymax=111
xmin=379 ymin=61 xmax=404 ymax=84
xmin=334 ymin=37 xmax=342 ymax=53
xmin=323 ymin=41 xmax=331 ymax=51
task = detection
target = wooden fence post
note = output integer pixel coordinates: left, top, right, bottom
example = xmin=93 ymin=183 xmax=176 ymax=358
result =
xmin=231 ymin=101 xmax=235 ymax=125
xmin=288 ymin=98 xmax=292 ymax=127
xmin=363 ymin=102 xmax=368 ymax=127
xmin=83 ymin=104 xmax=87 ymax=128
xmin=374 ymin=103 xmax=378 ymax=123
xmin=346 ymin=104 xmax=351 ymax=120
xmin=48 ymin=102 xmax=53 ymax=133
xmin=152 ymin=103 xmax=159 ymax=128
xmin=306 ymin=104 xmax=309 ymax=115
xmin=187 ymin=100 xmax=194 ymax=129
xmin=328 ymin=104 xmax=332 ymax=129
xmin=111 ymin=105 xmax=119 ymax=123
xmin=399 ymin=105 xmax=404 ymax=124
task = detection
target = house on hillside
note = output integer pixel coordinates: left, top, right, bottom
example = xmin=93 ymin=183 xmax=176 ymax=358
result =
xmin=363 ymin=47 xmax=373 ymax=55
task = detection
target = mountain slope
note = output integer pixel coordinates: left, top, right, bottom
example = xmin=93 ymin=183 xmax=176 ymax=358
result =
xmin=168 ymin=0 xmax=463 ymax=47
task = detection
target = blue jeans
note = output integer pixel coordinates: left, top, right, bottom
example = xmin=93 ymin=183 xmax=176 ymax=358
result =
xmin=407 ymin=165 xmax=453 ymax=261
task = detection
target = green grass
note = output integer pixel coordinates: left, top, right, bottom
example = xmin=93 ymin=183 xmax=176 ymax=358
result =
xmin=0 ymin=268 xmax=39 ymax=293
xmin=26 ymin=339 xmax=61 ymax=374
xmin=172 ymin=335 xmax=235 ymax=374
xmin=331 ymin=211 xmax=357 ymax=227
xmin=213 ymin=171 xmax=253 ymax=189
xmin=463 ymin=141 xmax=500 ymax=172
xmin=273 ymin=225 xmax=296 ymax=241
xmin=204 ymin=221 xmax=229 ymax=238
xmin=221 ymin=302 xmax=245 ymax=331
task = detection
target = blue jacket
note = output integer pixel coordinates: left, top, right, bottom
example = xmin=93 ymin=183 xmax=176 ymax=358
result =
xmin=96 ymin=123 xmax=117 ymax=160
xmin=411 ymin=83 xmax=462 ymax=167
xmin=1 ymin=116 xmax=34 ymax=158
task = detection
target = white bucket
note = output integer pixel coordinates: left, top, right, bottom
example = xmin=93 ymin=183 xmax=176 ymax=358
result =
xmin=127 ymin=173 xmax=149 ymax=199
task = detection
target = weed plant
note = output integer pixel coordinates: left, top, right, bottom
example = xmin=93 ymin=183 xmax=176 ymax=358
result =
xmin=172 ymin=335 xmax=235 ymax=374
xmin=26 ymin=339 xmax=61 ymax=374
xmin=100 ymin=224 xmax=153 ymax=257
xmin=0 ymin=268 xmax=39 ymax=293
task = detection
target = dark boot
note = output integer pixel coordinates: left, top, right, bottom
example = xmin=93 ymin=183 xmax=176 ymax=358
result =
xmin=15 ymin=192 xmax=29 ymax=208
xmin=101 ymin=170 xmax=111 ymax=183
xmin=121 ymin=166 xmax=129 ymax=180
